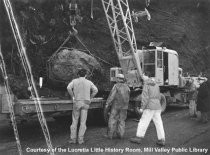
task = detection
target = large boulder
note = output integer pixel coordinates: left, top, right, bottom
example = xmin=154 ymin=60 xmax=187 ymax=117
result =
xmin=48 ymin=48 xmax=102 ymax=83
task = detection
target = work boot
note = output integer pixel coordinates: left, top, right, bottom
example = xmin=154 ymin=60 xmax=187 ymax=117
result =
xmin=103 ymin=134 xmax=113 ymax=139
xmin=156 ymin=139 xmax=165 ymax=146
xmin=130 ymin=136 xmax=143 ymax=144
xmin=116 ymin=133 xmax=123 ymax=139
xmin=68 ymin=139 xmax=76 ymax=144
xmin=201 ymin=114 xmax=208 ymax=124
xmin=202 ymin=119 xmax=208 ymax=124
xmin=78 ymin=139 xmax=84 ymax=145
xmin=116 ymin=135 xmax=123 ymax=139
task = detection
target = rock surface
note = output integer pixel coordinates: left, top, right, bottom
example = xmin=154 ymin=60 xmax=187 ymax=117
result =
xmin=48 ymin=48 xmax=102 ymax=82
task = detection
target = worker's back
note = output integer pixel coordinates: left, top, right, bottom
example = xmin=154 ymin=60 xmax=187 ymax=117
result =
xmin=111 ymin=83 xmax=130 ymax=109
xmin=142 ymin=79 xmax=161 ymax=110
xmin=67 ymin=77 xmax=98 ymax=102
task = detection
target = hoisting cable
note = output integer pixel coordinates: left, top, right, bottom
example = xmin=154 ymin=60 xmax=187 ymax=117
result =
xmin=145 ymin=0 xmax=150 ymax=7
xmin=75 ymin=34 xmax=115 ymax=66
xmin=48 ymin=33 xmax=71 ymax=62
xmin=3 ymin=0 xmax=54 ymax=154
xmin=0 ymin=46 xmax=23 ymax=155
xmin=91 ymin=0 xmax=94 ymax=19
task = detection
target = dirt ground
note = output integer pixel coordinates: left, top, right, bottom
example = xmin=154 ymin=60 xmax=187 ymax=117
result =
xmin=0 ymin=107 xmax=210 ymax=155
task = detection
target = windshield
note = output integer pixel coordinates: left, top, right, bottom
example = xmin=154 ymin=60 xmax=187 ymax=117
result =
xmin=143 ymin=50 xmax=155 ymax=77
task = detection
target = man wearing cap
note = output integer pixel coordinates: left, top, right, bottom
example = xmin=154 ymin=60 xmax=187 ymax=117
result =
xmin=130 ymin=77 xmax=166 ymax=146
xmin=104 ymin=74 xmax=130 ymax=139
xmin=67 ymin=69 xmax=98 ymax=144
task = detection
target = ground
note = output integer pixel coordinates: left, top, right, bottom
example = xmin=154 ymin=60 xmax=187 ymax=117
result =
xmin=0 ymin=107 xmax=210 ymax=155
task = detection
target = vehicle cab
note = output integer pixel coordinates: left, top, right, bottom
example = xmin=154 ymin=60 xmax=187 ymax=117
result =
xmin=110 ymin=46 xmax=180 ymax=87
xmin=139 ymin=46 xmax=179 ymax=86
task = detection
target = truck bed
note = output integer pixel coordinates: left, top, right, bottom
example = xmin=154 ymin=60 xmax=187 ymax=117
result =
xmin=14 ymin=97 xmax=105 ymax=115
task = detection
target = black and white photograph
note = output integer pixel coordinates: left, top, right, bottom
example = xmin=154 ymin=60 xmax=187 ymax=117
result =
xmin=0 ymin=0 xmax=210 ymax=154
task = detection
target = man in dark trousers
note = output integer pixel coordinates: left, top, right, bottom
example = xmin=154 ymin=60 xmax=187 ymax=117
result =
xmin=197 ymin=71 xmax=210 ymax=123
xmin=67 ymin=69 xmax=98 ymax=144
xmin=104 ymin=74 xmax=130 ymax=139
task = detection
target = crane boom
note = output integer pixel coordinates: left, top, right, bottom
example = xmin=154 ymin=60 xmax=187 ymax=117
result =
xmin=101 ymin=0 xmax=143 ymax=87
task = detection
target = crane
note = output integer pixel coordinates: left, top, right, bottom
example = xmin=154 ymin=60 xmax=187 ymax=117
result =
xmin=101 ymin=0 xmax=143 ymax=87
xmin=101 ymin=0 xmax=196 ymax=113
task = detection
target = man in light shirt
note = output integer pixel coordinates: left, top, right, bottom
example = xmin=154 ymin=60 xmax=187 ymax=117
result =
xmin=67 ymin=69 xmax=98 ymax=144
xmin=130 ymin=77 xmax=166 ymax=146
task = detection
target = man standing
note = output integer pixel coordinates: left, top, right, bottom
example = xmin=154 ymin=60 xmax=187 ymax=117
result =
xmin=197 ymin=71 xmax=210 ymax=123
xmin=186 ymin=78 xmax=197 ymax=117
xmin=104 ymin=74 xmax=130 ymax=139
xmin=130 ymin=77 xmax=166 ymax=146
xmin=67 ymin=69 xmax=98 ymax=144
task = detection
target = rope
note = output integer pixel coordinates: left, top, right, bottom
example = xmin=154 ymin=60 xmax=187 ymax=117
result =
xmin=48 ymin=34 xmax=71 ymax=62
xmin=47 ymin=29 xmax=116 ymax=83
xmin=91 ymin=0 xmax=93 ymax=19
xmin=48 ymin=27 xmax=115 ymax=67
xmin=3 ymin=1 xmax=54 ymax=154
xmin=0 ymin=46 xmax=23 ymax=155
xmin=75 ymin=35 xmax=115 ymax=66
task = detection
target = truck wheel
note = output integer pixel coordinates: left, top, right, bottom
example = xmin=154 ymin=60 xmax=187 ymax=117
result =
xmin=160 ymin=93 xmax=167 ymax=113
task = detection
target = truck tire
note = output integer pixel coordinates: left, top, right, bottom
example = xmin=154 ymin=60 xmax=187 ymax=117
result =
xmin=160 ymin=93 xmax=167 ymax=113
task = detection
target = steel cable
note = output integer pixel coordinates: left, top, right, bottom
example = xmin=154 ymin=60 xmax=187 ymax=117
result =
xmin=3 ymin=0 xmax=54 ymax=154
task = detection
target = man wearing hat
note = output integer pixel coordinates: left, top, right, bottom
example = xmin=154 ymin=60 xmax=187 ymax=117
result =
xmin=104 ymin=74 xmax=130 ymax=139
xmin=67 ymin=68 xmax=98 ymax=144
